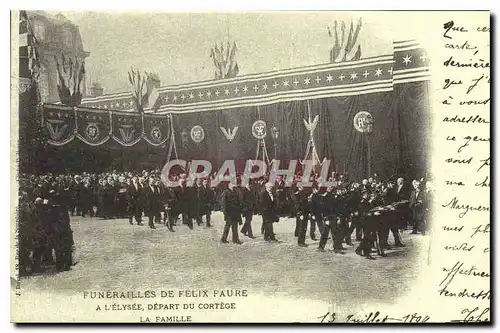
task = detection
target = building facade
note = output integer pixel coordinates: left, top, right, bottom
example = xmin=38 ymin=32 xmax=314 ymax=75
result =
xmin=19 ymin=11 xmax=90 ymax=103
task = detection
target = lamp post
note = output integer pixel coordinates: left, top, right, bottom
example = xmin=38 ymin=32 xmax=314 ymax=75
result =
xmin=271 ymin=125 xmax=280 ymax=160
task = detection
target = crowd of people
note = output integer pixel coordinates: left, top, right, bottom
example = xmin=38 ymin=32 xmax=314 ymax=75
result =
xmin=17 ymin=168 xmax=433 ymax=275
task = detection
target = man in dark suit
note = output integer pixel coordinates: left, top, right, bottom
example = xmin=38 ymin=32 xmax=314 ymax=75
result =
xmin=421 ymin=181 xmax=433 ymax=235
xmin=176 ymin=179 xmax=194 ymax=229
xmin=127 ymin=176 xmax=143 ymax=225
xmin=196 ymin=178 xmax=214 ymax=228
xmin=220 ymin=182 xmax=243 ymax=244
xmin=409 ymin=180 xmax=424 ymax=234
xmin=395 ymin=177 xmax=411 ymax=230
xmin=293 ymin=184 xmax=310 ymax=244
xmin=275 ymin=176 xmax=289 ymax=216
xmin=395 ymin=177 xmax=410 ymax=201
xmin=318 ymin=186 xmax=344 ymax=253
xmin=162 ymin=181 xmax=177 ymax=232
xmin=98 ymin=178 xmax=113 ymax=219
xmin=143 ymin=177 xmax=160 ymax=229
xmin=259 ymin=182 xmax=279 ymax=242
xmin=239 ymin=182 xmax=256 ymax=238
xmin=378 ymin=181 xmax=406 ymax=247
xmin=309 ymin=186 xmax=324 ymax=241
xmin=70 ymin=175 xmax=85 ymax=216
xmin=154 ymin=178 xmax=165 ymax=224
xmin=116 ymin=176 xmax=129 ymax=219
xmin=360 ymin=179 xmax=371 ymax=195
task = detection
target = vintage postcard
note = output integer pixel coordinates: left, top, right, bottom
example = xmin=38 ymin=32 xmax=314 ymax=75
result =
xmin=10 ymin=10 xmax=490 ymax=323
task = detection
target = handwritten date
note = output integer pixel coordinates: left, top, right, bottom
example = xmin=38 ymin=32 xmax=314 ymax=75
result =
xmin=318 ymin=311 xmax=430 ymax=323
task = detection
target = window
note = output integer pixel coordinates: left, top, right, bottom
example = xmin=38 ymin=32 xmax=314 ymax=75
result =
xmin=32 ymin=21 xmax=45 ymax=42
xmin=62 ymin=28 xmax=73 ymax=47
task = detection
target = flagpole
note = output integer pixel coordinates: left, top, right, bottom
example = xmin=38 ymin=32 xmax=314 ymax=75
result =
xmin=367 ymin=133 xmax=372 ymax=177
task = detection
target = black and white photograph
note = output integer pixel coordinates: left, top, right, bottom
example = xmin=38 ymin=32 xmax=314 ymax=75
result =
xmin=10 ymin=10 xmax=490 ymax=323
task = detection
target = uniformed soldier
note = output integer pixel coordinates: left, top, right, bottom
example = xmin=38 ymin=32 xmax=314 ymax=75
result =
xmin=346 ymin=184 xmax=363 ymax=242
xmin=355 ymin=192 xmax=374 ymax=259
xmin=309 ymin=186 xmax=324 ymax=241
xmin=361 ymin=193 xmax=386 ymax=259
xmin=293 ymin=184 xmax=311 ymax=247
xmin=318 ymin=186 xmax=344 ymax=254
xmin=336 ymin=188 xmax=352 ymax=247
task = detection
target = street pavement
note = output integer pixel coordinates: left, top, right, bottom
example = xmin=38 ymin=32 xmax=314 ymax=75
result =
xmin=20 ymin=212 xmax=429 ymax=306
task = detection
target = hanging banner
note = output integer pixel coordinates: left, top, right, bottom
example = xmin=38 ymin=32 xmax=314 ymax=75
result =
xmin=142 ymin=114 xmax=170 ymax=146
xmin=111 ymin=111 xmax=143 ymax=146
xmin=43 ymin=106 xmax=76 ymax=146
xmin=75 ymin=108 xmax=111 ymax=146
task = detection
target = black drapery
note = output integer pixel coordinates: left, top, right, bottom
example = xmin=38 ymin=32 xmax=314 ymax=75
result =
xmin=38 ymin=81 xmax=430 ymax=181
xmin=170 ymin=82 xmax=430 ymax=181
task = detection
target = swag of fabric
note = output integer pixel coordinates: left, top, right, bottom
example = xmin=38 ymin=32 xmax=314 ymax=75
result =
xmin=42 ymin=105 xmax=171 ymax=148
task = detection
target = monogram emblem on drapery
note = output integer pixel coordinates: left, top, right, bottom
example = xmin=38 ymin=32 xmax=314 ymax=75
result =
xmin=46 ymin=119 xmax=68 ymax=141
xmin=150 ymin=126 xmax=162 ymax=142
xmin=353 ymin=111 xmax=373 ymax=133
xmin=220 ymin=126 xmax=239 ymax=142
xmin=190 ymin=125 xmax=205 ymax=143
xmin=85 ymin=123 xmax=100 ymax=141
xmin=252 ymin=120 xmax=267 ymax=139
xmin=119 ymin=125 xmax=135 ymax=143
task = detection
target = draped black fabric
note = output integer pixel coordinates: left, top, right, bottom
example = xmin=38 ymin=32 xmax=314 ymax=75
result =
xmin=38 ymin=81 xmax=430 ymax=180
xmin=328 ymin=91 xmax=398 ymax=181
xmin=172 ymin=111 xmax=218 ymax=163
xmin=393 ymin=81 xmax=431 ymax=180
xmin=169 ymin=83 xmax=429 ymax=180
xmin=214 ymin=107 xmax=256 ymax=170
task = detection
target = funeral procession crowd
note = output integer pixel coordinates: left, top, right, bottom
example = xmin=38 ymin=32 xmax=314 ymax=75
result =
xmin=17 ymin=168 xmax=433 ymax=275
